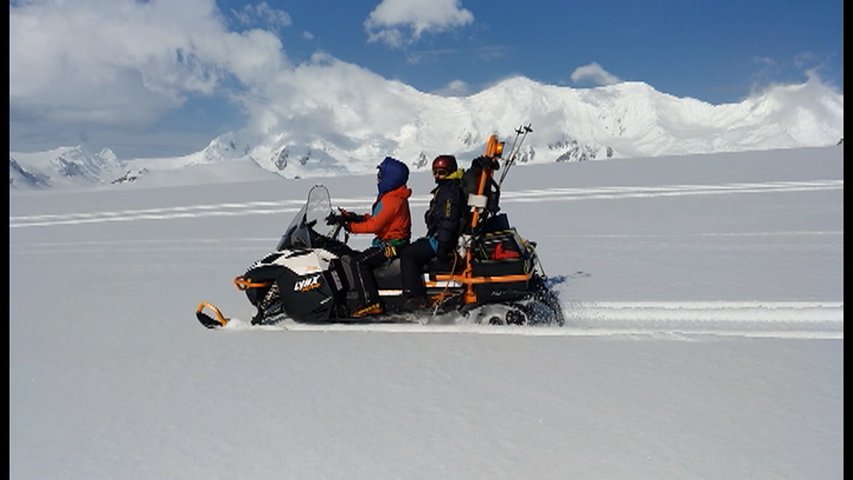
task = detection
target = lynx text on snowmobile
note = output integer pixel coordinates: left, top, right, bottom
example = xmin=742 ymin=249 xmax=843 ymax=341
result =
xmin=196 ymin=128 xmax=564 ymax=328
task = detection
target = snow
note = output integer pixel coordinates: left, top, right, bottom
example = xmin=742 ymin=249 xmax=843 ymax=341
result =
xmin=9 ymin=145 xmax=843 ymax=479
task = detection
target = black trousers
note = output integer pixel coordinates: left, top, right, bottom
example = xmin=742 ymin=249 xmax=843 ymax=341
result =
xmin=400 ymin=238 xmax=436 ymax=298
xmin=351 ymin=247 xmax=391 ymax=306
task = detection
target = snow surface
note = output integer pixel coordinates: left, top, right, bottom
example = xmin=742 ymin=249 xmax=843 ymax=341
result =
xmin=9 ymin=146 xmax=843 ymax=479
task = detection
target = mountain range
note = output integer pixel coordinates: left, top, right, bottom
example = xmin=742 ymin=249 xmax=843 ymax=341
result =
xmin=8 ymin=75 xmax=843 ymax=190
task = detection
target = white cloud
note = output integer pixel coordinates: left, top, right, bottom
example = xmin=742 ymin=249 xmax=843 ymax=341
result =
xmin=9 ymin=0 xmax=434 ymax=157
xmin=10 ymin=0 xmax=289 ymax=127
xmin=570 ymin=62 xmax=621 ymax=86
xmin=365 ymin=0 xmax=474 ymax=48
xmin=240 ymin=53 xmax=419 ymax=143
xmin=748 ymin=53 xmax=839 ymax=99
xmin=432 ymin=79 xmax=470 ymax=97
xmin=231 ymin=1 xmax=292 ymax=32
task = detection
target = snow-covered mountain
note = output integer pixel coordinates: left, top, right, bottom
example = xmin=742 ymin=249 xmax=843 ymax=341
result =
xmin=8 ymin=145 xmax=127 ymax=190
xmin=9 ymin=75 xmax=843 ymax=190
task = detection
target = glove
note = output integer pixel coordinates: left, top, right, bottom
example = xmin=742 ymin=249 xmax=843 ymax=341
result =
xmin=338 ymin=207 xmax=366 ymax=223
xmin=325 ymin=212 xmax=342 ymax=226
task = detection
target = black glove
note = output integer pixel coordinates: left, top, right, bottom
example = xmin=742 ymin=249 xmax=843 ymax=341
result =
xmin=338 ymin=208 xmax=366 ymax=223
xmin=325 ymin=212 xmax=343 ymax=226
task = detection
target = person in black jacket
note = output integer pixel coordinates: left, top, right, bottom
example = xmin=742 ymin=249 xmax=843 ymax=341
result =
xmin=400 ymin=154 xmax=466 ymax=307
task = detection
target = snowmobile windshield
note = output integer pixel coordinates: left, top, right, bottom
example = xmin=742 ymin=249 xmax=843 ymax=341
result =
xmin=276 ymin=185 xmax=344 ymax=250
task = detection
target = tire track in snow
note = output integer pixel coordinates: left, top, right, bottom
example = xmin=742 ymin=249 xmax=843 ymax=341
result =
xmin=9 ymin=179 xmax=842 ymax=228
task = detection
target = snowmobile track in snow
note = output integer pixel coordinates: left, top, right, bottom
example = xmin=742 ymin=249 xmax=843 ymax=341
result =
xmin=11 ymin=180 xmax=842 ymax=340
xmin=218 ymin=301 xmax=842 ymax=340
xmin=9 ymin=179 xmax=842 ymax=228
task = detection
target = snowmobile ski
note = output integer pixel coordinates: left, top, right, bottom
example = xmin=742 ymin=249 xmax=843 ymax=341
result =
xmin=196 ymin=301 xmax=230 ymax=329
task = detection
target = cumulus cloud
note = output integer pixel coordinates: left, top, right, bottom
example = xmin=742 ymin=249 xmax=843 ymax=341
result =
xmin=364 ymin=0 xmax=474 ymax=48
xmin=241 ymin=53 xmax=418 ymax=139
xmin=570 ymin=62 xmax=621 ymax=86
xmin=10 ymin=0 xmax=289 ymax=127
xmin=9 ymin=0 xmax=424 ymax=158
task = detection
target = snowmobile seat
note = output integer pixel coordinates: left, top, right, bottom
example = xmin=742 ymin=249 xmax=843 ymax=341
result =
xmin=370 ymin=255 xmax=463 ymax=289
xmin=337 ymin=254 xmax=399 ymax=291
xmin=372 ymin=257 xmax=403 ymax=290
xmin=426 ymin=254 xmax=465 ymax=275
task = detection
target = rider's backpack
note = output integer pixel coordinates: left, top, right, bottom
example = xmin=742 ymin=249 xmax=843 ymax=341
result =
xmin=460 ymin=156 xmax=501 ymax=233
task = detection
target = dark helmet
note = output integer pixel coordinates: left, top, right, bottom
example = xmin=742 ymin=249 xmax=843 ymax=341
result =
xmin=432 ymin=155 xmax=457 ymax=176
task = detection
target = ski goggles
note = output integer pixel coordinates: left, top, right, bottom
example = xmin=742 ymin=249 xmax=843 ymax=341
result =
xmin=432 ymin=167 xmax=450 ymax=177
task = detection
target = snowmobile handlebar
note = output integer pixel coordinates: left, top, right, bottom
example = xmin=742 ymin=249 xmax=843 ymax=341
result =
xmin=325 ymin=212 xmax=344 ymax=226
xmin=325 ymin=209 xmax=365 ymax=226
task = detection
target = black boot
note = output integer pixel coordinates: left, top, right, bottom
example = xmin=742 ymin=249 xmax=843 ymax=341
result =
xmin=401 ymin=293 xmax=429 ymax=310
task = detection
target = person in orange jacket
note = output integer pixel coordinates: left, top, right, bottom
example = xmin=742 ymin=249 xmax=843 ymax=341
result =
xmin=339 ymin=156 xmax=412 ymax=317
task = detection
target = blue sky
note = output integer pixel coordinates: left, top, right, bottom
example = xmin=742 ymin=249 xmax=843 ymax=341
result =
xmin=9 ymin=0 xmax=843 ymax=158
xmin=245 ymin=0 xmax=842 ymax=100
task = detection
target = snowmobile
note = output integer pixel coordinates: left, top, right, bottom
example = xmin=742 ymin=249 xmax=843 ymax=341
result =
xmin=196 ymin=128 xmax=564 ymax=328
